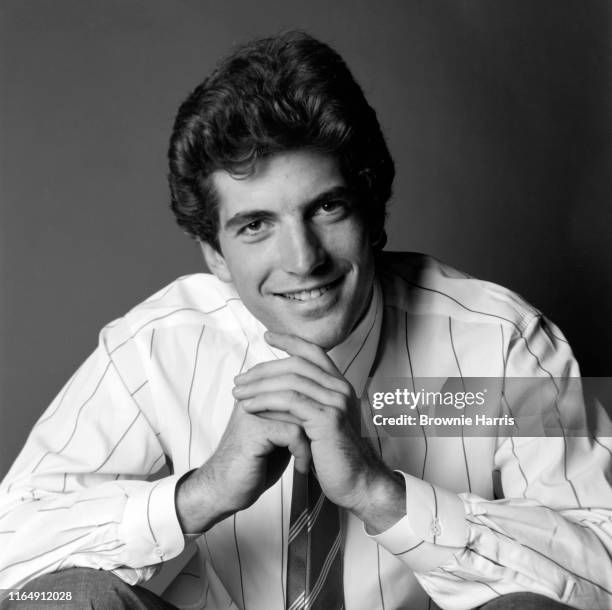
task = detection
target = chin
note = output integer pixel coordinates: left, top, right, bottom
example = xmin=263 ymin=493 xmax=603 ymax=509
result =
xmin=281 ymin=322 xmax=349 ymax=351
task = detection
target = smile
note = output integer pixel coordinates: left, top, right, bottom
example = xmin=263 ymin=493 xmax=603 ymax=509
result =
xmin=276 ymin=277 xmax=342 ymax=302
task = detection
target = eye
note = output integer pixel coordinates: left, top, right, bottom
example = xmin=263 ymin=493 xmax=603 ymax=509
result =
xmin=317 ymin=199 xmax=347 ymax=215
xmin=240 ymin=219 xmax=266 ymax=235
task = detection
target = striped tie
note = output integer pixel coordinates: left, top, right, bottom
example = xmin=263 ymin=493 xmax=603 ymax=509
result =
xmin=286 ymin=467 xmax=344 ymax=610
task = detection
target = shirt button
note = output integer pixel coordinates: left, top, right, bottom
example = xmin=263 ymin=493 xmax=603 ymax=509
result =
xmin=431 ymin=517 xmax=442 ymax=538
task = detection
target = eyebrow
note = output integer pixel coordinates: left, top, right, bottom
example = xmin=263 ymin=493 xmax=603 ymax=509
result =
xmin=223 ymin=185 xmax=355 ymax=233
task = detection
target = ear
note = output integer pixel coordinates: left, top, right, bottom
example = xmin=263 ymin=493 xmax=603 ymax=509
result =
xmin=199 ymin=241 xmax=233 ymax=283
xmin=370 ymin=226 xmax=387 ymax=250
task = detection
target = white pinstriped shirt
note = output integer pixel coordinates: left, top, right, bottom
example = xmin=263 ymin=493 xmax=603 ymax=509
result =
xmin=1 ymin=252 xmax=611 ymax=610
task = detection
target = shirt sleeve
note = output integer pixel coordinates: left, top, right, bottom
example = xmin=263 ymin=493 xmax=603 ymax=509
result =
xmin=370 ymin=314 xmax=612 ymax=610
xmin=0 ymin=318 xmax=186 ymax=591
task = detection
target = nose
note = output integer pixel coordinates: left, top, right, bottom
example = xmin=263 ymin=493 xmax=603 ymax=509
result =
xmin=279 ymin=221 xmax=327 ymax=276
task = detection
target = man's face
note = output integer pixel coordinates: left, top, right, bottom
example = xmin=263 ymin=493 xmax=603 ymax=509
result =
xmin=202 ymin=149 xmax=375 ymax=350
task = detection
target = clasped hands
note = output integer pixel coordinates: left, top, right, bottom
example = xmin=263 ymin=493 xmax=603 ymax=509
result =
xmin=234 ymin=330 xmax=379 ymax=504
xmin=176 ymin=331 xmax=405 ymax=535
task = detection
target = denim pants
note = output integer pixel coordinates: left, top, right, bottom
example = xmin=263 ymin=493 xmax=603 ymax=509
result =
xmin=0 ymin=568 xmax=578 ymax=609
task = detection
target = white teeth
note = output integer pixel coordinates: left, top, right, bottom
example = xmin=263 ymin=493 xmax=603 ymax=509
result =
xmin=282 ymin=284 xmax=331 ymax=301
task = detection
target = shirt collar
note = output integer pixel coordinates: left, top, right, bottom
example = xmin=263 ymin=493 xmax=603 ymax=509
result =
xmin=326 ymin=277 xmax=382 ymax=397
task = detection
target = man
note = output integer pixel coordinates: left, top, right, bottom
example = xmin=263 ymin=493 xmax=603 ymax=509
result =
xmin=1 ymin=31 xmax=611 ymax=610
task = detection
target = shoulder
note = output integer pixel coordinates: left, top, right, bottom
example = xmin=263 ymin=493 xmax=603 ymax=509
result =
xmin=376 ymin=251 xmax=540 ymax=334
xmin=99 ymin=273 xmax=245 ymax=352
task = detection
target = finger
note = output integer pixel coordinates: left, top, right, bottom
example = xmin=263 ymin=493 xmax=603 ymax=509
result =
xmin=264 ymin=421 xmax=312 ymax=474
xmin=236 ymin=356 xmax=349 ymax=396
xmin=242 ymin=391 xmax=326 ymax=421
xmin=233 ymin=374 xmax=346 ymax=408
xmin=264 ymin=331 xmax=340 ymax=375
xmin=255 ymin=410 xmax=303 ymax=426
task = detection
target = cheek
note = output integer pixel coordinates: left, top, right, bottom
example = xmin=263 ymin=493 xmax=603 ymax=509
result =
xmin=330 ymin=219 xmax=369 ymax=253
xmin=225 ymin=251 xmax=270 ymax=296
xmin=332 ymin=229 xmax=372 ymax=268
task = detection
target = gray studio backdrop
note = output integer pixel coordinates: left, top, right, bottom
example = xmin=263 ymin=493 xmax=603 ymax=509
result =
xmin=1 ymin=1 xmax=611 ymax=477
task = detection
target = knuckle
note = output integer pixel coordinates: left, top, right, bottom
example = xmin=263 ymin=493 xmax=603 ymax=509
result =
xmin=291 ymin=355 xmax=306 ymax=367
xmin=246 ymin=363 xmax=260 ymax=374
xmin=327 ymin=389 xmax=348 ymax=408
xmin=326 ymin=407 xmax=344 ymax=426
xmin=337 ymin=379 xmax=352 ymax=396
xmin=332 ymin=394 xmax=348 ymax=410
xmin=288 ymin=423 xmax=303 ymax=442
xmin=288 ymin=372 xmax=301 ymax=385
xmin=305 ymin=342 xmax=324 ymax=358
xmin=287 ymin=389 xmax=303 ymax=403
xmin=292 ymin=388 xmax=311 ymax=404
xmin=312 ymin=341 xmax=325 ymax=354
xmin=239 ymin=398 xmax=256 ymax=411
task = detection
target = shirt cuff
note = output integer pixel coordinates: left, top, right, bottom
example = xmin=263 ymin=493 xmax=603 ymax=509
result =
xmin=118 ymin=474 xmax=186 ymax=566
xmin=367 ymin=471 xmax=468 ymax=572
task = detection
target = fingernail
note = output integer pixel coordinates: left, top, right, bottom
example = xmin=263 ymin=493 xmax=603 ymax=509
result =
xmin=242 ymin=399 xmax=252 ymax=408
xmin=233 ymin=386 xmax=245 ymax=396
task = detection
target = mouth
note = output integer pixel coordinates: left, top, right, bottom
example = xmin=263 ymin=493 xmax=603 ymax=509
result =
xmin=274 ymin=276 xmax=344 ymax=302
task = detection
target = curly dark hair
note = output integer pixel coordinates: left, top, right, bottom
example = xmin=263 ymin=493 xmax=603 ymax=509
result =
xmin=168 ymin=31 xmax=395 ymax=251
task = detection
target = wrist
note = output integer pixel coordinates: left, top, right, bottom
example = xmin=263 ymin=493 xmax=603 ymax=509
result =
xmin=349 ymin=469 xmax=406 ymax=535
xmin=175 ymin=466 xmax=234 ymax=534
